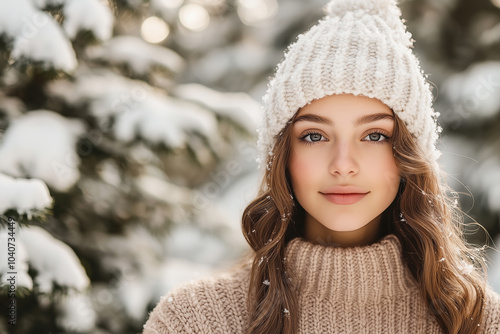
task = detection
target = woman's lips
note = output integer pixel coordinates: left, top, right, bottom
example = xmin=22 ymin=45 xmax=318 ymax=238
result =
xmin=321 ymin=192 xmax=368 ymax=205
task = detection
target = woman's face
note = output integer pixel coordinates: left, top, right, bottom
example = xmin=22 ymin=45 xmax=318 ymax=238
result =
xmin=287 ymin=93 xmax=400 ymax=246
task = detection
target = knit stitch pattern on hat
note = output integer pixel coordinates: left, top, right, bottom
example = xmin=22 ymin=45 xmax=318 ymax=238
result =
xmin=256 ymin=0 xmax=443 ymax=172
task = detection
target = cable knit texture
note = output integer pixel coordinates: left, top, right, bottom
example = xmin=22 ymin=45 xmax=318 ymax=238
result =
xmin=143 ymin=234 xmax=500 ymax=333
xmin=256 ymin=0 xmax=443 ymax=172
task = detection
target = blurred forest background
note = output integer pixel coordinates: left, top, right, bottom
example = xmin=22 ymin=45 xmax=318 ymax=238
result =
xmin=0 ymin=0 xmax=500 ymax=333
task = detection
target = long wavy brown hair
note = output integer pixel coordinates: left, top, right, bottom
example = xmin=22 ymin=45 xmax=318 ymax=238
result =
xmin=233 ymin=106 xmax=492 ymax=334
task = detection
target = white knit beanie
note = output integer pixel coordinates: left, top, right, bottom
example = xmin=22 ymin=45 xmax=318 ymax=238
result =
xmin=256 ymin=0 xmax=443 ymax=172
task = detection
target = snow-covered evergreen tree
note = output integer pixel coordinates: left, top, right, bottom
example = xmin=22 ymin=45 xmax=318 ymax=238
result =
xmin=401 ymin=0 xmax=500 ymax=283
xmin=0 ymin=0 xmax=262 ymax=332
xmin=0 ymin=0 xmax=499 ymax=333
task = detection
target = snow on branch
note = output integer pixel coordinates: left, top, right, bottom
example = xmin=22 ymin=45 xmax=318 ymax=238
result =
xmin=0 ymin=228 xmax=33 ymax=290
xmin=174 ymin=83 xmax=262 ymax=135
xmin=63 ymin=0 xmax=114 ymax=41
xmin=0 ymin=225 xmax=90 ymax=294
xmin=442 ymin=61 xmax=500 ymax=122
xmin=0 ymin=172 xmax=53 ymax=219
xmin=0 ymin=110 xmax=86 ymax=192
xmin=18 ymin=226 xmax=90 ymax=293
xmin=0 ymin=0 xmax=77 ymax=72
xmin=86 ymin=35 xmax=185 ymax=75
xmin=48 ymin=70 xmax=224 ymax=151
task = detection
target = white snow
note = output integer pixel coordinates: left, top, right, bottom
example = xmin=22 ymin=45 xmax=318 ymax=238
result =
xmin=0 ymin=172 xmax=53 ymax=218
xmin=19 ymin=226 xmax=90 ymax=293
xmin=174 ymin=83 xmax=262 ymax=134
xmin=95 ymin=159 xmax=122 ymax=187
xmin=0 ymin=0 xmax=36 ymax=37
xmin=48 ymin=70 xmax=222 ymax=150
xmin=0 ymin=227 xmax=33 ymax=289
xmin=189 ymin=42 xmax=273 ymax=82
xmin=458 ymin=260 xmax=474 ymax=276
xmin=135 ymin=174 xmax=193 ymax=205
xmin=441 ymin=61 xmax=500 ymax=122
xmin=131 ymin=177 xmax=257 ymax=318
xmin=0 ymin=110 xmax=86 ymax=192
xmin=76 ymin=224 xmax=216 ymax=321
xmin=0 ymin=0 xmax=78 ymax=72
xmin=56 ymin=291 xmax=96 ymax=332
xmin=117 ymin=256 xmax=214 ymax=321
xmin=63 ymin=0 xmax=114 ymax=41
xmin=117 ymin=273 xmax=155 ymax=322
xmin=196 ymin=137 xmax=260 ymax=244
xmin=165 ymin=224 xmax=236 ymax=266
xmin=87 ymin=226 xmax=163 ymax=279
xmin=158 ymin=258 xmax=213 ymax=289
xmin=113 ymin=95 xmax=220 ymax=149
xmin=1 ymin=225 xmax=90 ymax=294
xmin=47 ymin=68 xmax=143 ymax=113
xmin=86 ymin=35 xmax=185 ymax=75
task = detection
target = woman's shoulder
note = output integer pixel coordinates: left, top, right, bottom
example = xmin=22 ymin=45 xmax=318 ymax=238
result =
xmin=142 ymin=261 xmax=252 ymax=334
xmin=481 ymin=285 xmax=500 ymax=333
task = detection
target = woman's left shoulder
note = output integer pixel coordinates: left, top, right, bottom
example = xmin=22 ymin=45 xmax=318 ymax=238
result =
xmin=480 ymin=285 xmax=500 ymax=333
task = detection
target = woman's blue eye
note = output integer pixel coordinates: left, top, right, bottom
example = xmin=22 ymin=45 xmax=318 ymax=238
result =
xmin=366 ymin=133 xmax=385 ymax=142
xmin=308 ymin=133 xmax=322 ymax=142
xmin=298 ymin=131 xmax=391 ymax=146
xmin=299 ymin=132 xmax=325 ymax=145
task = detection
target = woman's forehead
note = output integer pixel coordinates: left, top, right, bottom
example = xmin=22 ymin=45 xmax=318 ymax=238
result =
xmin=299 ymin=94 xmax=391 ymax=114
xmin=293 ymin=96 xmax=394 ymax=128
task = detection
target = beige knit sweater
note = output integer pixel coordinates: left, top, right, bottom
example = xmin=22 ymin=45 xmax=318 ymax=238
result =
xmin=143 ymin=234 xmax=500 ymax=333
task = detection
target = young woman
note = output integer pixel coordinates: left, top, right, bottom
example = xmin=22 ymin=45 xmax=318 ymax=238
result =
xmin=143 ymin=0 xmax=500 ymax=333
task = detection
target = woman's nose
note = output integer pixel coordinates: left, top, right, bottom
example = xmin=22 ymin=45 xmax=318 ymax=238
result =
xmin=328 ymin=142 xmax=359 ymax=176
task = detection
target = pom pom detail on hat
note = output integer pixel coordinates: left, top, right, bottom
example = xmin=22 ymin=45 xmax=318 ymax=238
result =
xmin=323 ymin=0 xmax=412 ymax=47
xmin=325 ymin=0 xmax=397 ymax=18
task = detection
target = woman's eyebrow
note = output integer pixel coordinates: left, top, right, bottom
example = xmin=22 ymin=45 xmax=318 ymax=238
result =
xmin=292 ymin=112 xmax=394 ymax=126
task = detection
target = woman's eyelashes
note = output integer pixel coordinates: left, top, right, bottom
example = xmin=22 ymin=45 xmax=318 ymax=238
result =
xmin=298 ymin=131 xmax=325 ymax=145
xmin=363 ymin=131 xmax=392 ymax=145
xmin=297 ymin=130 xmax=392 ymax=146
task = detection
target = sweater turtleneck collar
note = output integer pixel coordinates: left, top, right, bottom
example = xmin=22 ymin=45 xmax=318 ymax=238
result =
xmin=284 ymin=233 xmax=419 ymax=300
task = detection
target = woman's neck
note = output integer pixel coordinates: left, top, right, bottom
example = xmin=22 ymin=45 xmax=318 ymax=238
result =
xmin=304 ymin=215 xmax=384 ymax=248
